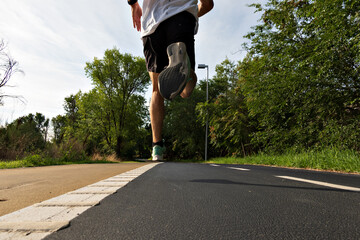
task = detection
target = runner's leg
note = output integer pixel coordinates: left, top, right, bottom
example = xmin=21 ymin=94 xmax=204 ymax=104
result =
xmin=160 ymin=11 xmax=197 ymax=99
xmin=180 ymin=70 xmax=197 ymax=98
xmin=149 ymin=72 xmax=164 ymax=143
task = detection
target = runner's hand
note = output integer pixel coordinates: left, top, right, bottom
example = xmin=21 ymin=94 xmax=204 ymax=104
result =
xmin=198 ymin=0 xmax=214 ymax=17
xmin=131 ymin=2 xmax=142 ymax=31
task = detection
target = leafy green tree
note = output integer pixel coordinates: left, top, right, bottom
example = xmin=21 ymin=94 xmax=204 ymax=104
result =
xmin=34 ymin=112 xmax=49 ymax=142
xmin=197 ymin=59 xmax=252 ymax=157
xmin=83 ymin=48 xmax=150 ymax=157
xmin=75 ymin=89 xmax=112 ymax=153
xmin=164 ymin=58 xmax=252 ymax=159
xmin=0 ymin=113 xmax=49 ymax=159
xmin=52 ymin=49 xmax=149 ymax=159
xmin=52 ymin=115 xmax=67 ymax=144
xmin=240 ymin=0 xmax=360 ymax=152
xmin=211 ymin=59 xmax=238 ymax=97
xmin=64 ymin=94 xmax=80 ymax=127
xmin=163 ymin=87 xmax=206 ymax=160
xmin=73 ymin=88 xmax=149 ymax=157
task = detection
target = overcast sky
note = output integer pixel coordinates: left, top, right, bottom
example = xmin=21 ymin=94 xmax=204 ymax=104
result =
xmin=0 ymin=0 xmax=267 ymax=125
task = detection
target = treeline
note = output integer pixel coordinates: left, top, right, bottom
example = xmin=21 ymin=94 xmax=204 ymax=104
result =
xmin=239 ymin=0 xmax=360 ymax=153
xmin=0 ymin=49 xmax=151 ymax=161
xmin=168 ymin=0 xmax=360 ymax=157
xmin=0 ymin=113 xmax=49 ymax=160
xmin=1 ymin=0 xmax=359 ymax=162
xmin=51 ymin=49 xmax=151 ymax=160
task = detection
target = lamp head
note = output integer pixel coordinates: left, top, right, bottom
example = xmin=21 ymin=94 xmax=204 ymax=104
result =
xmin=198 ymin=64 xmax=208 ymax=69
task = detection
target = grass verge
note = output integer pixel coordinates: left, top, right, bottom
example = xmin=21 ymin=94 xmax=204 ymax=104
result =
xmin=0 ymin=154 xmax=117 ymax=169
xmin=206 ymin=148 xmax=360 ymax=174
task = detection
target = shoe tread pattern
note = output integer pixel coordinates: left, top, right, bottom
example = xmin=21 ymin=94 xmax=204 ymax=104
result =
xmin=158 ymin=63 xmax=186 ymax=100
xmin=158 ymin=42 xmax=189 ymax=100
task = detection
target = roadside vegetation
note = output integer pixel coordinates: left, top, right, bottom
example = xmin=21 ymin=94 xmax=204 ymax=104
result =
xmin=207 ymin=148 xmax=360 ymax=174
xmin=0 ymin=154 xmax=117 ymax=169
xmin=1 ymin=1 xmax=359 ymax=172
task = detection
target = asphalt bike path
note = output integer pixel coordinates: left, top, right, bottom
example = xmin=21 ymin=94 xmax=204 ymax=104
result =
xmin=44 ymin=162 xmax=359 ymax=240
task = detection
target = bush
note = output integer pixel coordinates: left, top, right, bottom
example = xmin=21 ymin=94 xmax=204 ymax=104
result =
xmin=22 ymin=154 xmax=46 ymax=166
xmin=0 ymin=114 xmax=48 ymax=160
xmin=319 ymin=118 xmax=360 ymax=151
xmin=58 ymin=138 xmax=88 ymax=162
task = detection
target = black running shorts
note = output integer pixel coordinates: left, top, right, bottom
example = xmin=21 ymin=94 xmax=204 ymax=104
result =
xmin=142 ymin=11 xmax=196 ymax=73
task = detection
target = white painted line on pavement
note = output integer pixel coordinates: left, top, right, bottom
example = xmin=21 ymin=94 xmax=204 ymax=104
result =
xmin=276 ymin=176 xmax=360 ymax=192
xmin=228 ymin=167 xmax=250 ymax=171
xmin=0 ymin=163 xmax=162 ymax=240
xmin=210 ymin=164 xmax=220 ymax=167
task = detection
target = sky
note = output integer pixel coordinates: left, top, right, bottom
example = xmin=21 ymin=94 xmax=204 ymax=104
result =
xmin=0 ymin=0 xmax=267 ymax=125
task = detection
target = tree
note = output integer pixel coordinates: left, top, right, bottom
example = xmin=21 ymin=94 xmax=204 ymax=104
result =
xmin=0 ymin=113 xmax=49 ymax=159
xmin=239 ymin=0 xmax=360 ymax=152
xmin=197 ymin=59 xmax=252 ymax=157
xmin=77 ymin=89 xmax=113 ymax=153
xmin=64 ymin=94 xmax=80 ymax=127
xmin=84 ymin=48 xmax=150 ymax=157
xmin=163 ymin=87 xmax=206 ymax=160
xmin=0 ymin=39 xmax=22 ymax=105
xmin=163 ymin=59 xmax=252 ymax=159
xmin=52 ymin=49 xmax=150 ymax=159
xmin=51 ymin=115 xmax=67 ymax=144
xmin=34 ymin=112 xmax=50 ymax=142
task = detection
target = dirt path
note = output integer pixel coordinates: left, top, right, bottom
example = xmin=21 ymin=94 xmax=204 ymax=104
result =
xmin=0 ymin=163 xmax=148 ymax=216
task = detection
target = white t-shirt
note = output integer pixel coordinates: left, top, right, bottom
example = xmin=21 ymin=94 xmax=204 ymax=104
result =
xmin=141 ymin=0 xmax=199 ymax=37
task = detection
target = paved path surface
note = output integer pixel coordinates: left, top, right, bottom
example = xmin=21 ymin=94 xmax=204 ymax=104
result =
xmin=0 ymin=163 xmax=148 ymax=216
xmin=45 ymin=163 xmax=360 ymax=240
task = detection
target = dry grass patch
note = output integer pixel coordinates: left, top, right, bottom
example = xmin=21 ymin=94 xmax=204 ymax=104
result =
xmin=91 ymin=153 xmax=122 ymax=162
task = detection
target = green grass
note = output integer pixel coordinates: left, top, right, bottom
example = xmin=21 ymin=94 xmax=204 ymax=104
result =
xmin=206 ymin=148 xmax=360 ymax=173
xmin=2 ymin=148 xmax=359 ymax=173
xmin=0 ymin=154 xmax=117 ymax=169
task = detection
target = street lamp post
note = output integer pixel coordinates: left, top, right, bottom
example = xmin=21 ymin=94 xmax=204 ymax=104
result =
xmin=198 ymin=64 xmax=209 ymax=161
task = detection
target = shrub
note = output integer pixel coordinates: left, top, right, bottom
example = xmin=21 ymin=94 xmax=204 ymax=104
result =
xmin=59 ymin=138 xmax=88 ymax=162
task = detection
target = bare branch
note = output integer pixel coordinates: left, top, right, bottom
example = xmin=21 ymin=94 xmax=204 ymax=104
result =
xmin=0 ymin=39 xmax=24 ymax=105
xmin=0 ymin=94 xmax=27 ymax=106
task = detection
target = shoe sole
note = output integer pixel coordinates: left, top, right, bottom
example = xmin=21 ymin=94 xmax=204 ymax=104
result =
xmin=158 ymin=42 xmax=191 ymax=100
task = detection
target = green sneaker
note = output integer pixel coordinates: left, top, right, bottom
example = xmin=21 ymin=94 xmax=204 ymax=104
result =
xmin=152 ymin=145 xmax=166 ymax=161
